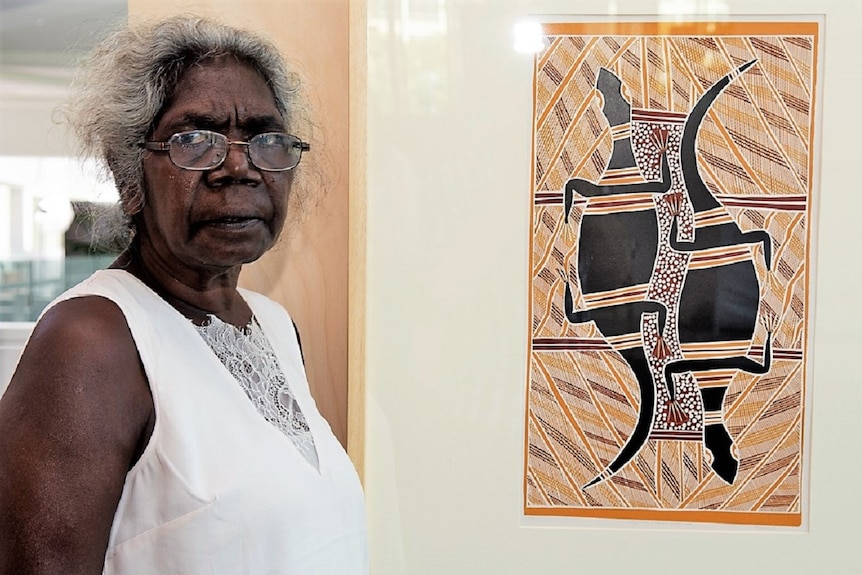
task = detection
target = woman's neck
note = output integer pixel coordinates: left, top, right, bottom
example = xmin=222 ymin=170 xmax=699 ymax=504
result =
xmin=112 ymin=243 xmax=252 ymax=328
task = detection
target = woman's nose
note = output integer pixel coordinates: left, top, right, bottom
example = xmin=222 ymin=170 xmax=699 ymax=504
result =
xmin=210 ymin=141 xmax=263 ymax=184
xmin=223 ymin=141 xmax=253 ymax=172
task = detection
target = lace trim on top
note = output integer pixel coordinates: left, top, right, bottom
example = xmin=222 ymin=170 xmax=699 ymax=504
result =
xmin=193 ymin=314 xmax=319 ymax=469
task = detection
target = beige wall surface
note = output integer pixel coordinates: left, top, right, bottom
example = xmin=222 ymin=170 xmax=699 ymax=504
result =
xmin=128 ymin=0 xmax=353 ymax=450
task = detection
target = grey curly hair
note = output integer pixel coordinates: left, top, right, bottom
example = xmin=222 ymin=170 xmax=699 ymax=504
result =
xmin=63 ymin=15 xmax=309 ymax=239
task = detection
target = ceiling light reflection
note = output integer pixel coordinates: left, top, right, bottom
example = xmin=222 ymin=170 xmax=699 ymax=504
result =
xmin=514 ymin=21 xmax=545 ymax=54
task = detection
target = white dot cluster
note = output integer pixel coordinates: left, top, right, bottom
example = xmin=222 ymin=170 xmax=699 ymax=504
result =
xmin=631 ymin=122 xmax=683 ymax=181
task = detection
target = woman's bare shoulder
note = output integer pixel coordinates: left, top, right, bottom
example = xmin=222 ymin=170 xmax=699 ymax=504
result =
xmin=28 ymin=294 xmax=137 ymax=352
xmin=0 ymin=295 xmax=153 ymax=572
xmin=2 ymin=294 xmax=153 ymax=456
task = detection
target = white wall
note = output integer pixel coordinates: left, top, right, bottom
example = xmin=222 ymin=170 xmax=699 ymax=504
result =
xmin=0 ymin=323 xmax=32 ymax=396
xmin=362 ymin=1 xmax=862 ymax=573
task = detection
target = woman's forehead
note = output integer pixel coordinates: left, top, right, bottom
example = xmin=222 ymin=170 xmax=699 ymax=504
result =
xmin=155 ymin=58 xmax=282 ymax=134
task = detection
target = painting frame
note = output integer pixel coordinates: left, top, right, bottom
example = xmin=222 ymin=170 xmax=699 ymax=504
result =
xmin=523 ymin=16 xmax=822 ymax=528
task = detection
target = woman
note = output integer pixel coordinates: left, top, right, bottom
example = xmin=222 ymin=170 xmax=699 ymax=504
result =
xmin=0 ymin=16 xmax=367 ymax=574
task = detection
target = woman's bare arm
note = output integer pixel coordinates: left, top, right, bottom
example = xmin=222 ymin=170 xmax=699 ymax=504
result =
xmin=0 ymin=296 xmax=154 ymax=575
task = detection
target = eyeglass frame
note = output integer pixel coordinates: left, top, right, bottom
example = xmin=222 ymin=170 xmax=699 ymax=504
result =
xmin=139 ymin=129 xmax=311 ymax=172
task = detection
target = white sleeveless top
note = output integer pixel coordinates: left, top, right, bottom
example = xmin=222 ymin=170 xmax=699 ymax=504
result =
xmin=47 ymin=269 xmax=367 ymax=575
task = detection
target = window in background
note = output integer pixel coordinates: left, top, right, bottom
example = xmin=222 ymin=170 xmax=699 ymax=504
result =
xmin=0 ymin=0 xmax=127 ymax=322
xmin=0 ymin=156 xmax=120 ymax=321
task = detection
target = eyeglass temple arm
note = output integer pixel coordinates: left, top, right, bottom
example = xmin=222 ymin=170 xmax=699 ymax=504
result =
xmin=139 ymin=142 xmax=170 ymax=151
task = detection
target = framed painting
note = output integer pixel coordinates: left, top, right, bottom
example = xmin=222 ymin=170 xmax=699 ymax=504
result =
xmin=525 ymin=19 xmax=820 ymax=527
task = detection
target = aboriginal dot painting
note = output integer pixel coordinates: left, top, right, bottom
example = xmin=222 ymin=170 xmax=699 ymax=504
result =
xmin=524 ymin=21 xmax=820 ymax=526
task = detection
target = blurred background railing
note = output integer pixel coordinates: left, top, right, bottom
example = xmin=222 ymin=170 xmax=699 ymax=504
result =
xmin=0 ymin=255 xmax=115 ymax=322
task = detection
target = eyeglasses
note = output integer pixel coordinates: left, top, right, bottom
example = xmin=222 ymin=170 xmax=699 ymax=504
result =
xmin=140 ymin=130 xmax=310 ymax=171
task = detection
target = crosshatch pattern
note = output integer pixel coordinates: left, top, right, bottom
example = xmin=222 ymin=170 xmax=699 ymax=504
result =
xmin=524 ymin=21 xmax=818 ymax=526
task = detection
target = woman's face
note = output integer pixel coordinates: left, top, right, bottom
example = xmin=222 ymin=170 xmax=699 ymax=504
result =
xmin=138 ymin=56 xmax=293 ymax=277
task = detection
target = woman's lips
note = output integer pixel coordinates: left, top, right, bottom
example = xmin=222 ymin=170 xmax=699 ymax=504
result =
xmin=201 ymin=216 xmax=263 ymax=230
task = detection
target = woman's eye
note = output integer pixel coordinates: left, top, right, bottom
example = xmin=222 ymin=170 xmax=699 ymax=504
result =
xmin=256 ymin=134 xmax=282 ymax=147
xmin=176 ymin=131 xmax=209 ymax=147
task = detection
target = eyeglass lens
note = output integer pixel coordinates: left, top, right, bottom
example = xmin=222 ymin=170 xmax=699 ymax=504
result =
xmin=168 ymin=130 xmax=305 ymax=171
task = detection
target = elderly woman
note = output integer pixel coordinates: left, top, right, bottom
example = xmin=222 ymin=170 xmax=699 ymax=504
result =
xmin=0 ymin=16 xmax=367 ymax=575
